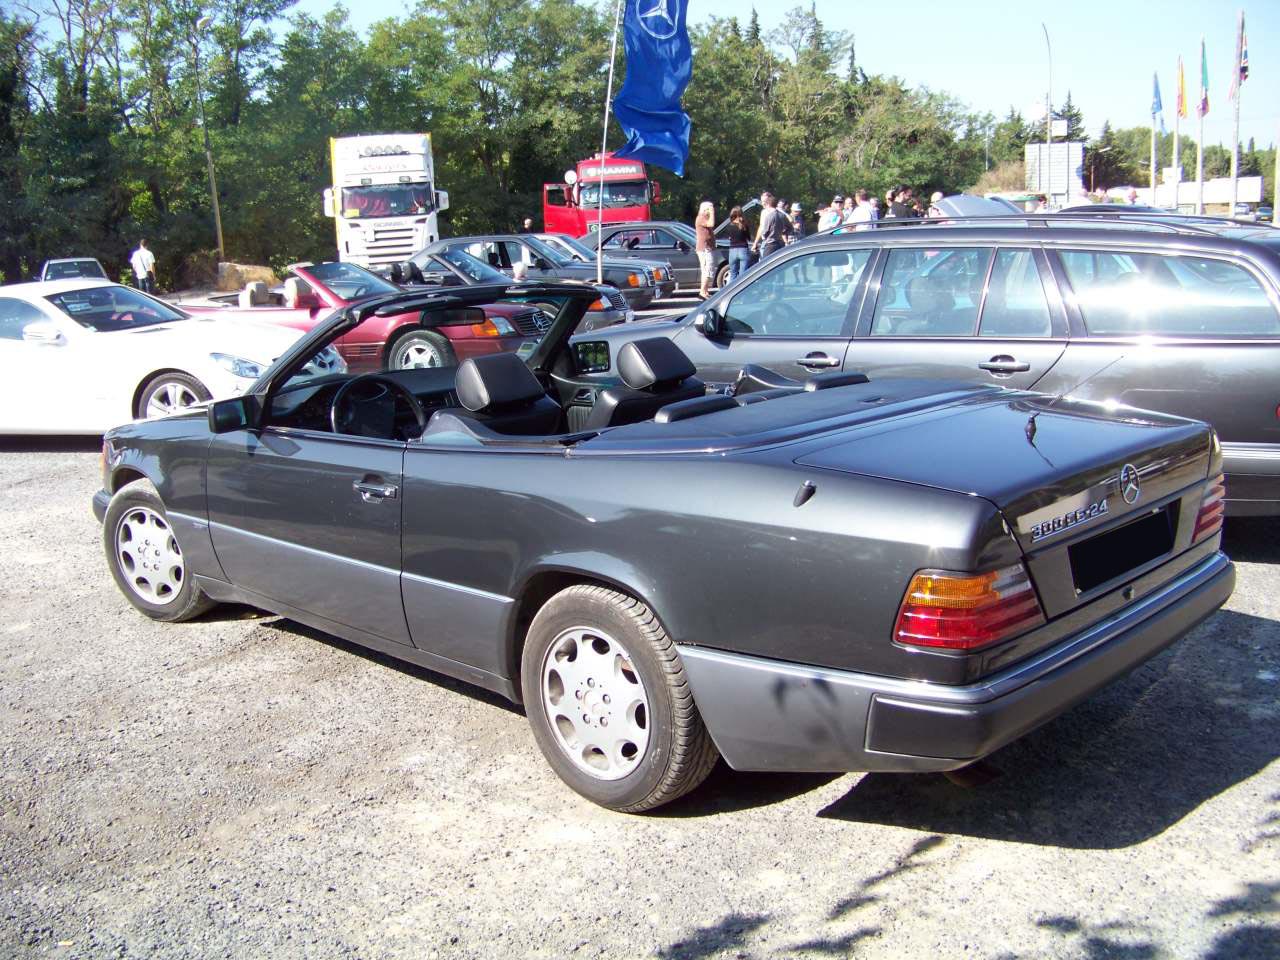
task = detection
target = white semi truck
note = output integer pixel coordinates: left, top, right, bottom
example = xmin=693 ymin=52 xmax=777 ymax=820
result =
xmin=323 ymin=133 xmax=449 ymax=269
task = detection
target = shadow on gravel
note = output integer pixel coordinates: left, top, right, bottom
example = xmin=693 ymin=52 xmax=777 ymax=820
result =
xmin=818 ymin=609 xmax=1279 ymax=849
xmin=1222 ymin=517 xmax=1280 ymax=564
xmin=0 ymin=436 xmax=101 ymax=453
xmin=653 ymin=763 xmax=839 ymax=817
xmin=261 ymin=617 xmax=523 ymax=715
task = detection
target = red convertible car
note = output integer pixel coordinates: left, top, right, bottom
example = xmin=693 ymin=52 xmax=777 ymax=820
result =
xmin=186 ymin=260 xmax=549 ymax=371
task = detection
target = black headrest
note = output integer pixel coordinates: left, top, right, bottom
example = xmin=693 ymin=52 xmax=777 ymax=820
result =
xmin=455 ymin=353 xmax=545 ymax=413
xmin=617 ymin=338 xmax=696 ymax=391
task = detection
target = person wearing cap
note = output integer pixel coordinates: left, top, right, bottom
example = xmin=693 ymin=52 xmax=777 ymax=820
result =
xmin=818 ymin=196 xmax=843 ymax=232
xmin=788 ymin=202 xmax=805 ymax=242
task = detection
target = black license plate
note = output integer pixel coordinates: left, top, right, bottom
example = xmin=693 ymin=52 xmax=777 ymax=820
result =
xmin=1069 ymin=505 xmax=1176 ymax=595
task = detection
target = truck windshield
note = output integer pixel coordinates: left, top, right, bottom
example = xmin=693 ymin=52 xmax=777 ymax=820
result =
xmin=579 ymin=180 xmax=649 ymax=208
xmin=340 ymin=184 xmax=434 ymax=219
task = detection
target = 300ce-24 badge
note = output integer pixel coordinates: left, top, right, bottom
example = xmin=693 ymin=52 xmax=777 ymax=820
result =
xmin=1030 ymin=497 xmax=1110 ymax=543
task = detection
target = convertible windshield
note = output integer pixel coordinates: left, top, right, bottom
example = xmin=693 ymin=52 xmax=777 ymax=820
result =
xmin=579 ymin=180 xmax=650 ymax=208
xmin=432 ymin=248 xmax=509 ymax=284
xmin=47 ymin=285 xmax=187 ymax=332
xmin=340 ymin=184 xmax=434 ymax=219
xmin=302 ymin=261 xmax=398 ymax=300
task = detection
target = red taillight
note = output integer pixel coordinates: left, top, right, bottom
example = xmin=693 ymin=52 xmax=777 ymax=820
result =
xmin=894 ymin=563 xmax=1046 ymax=652
xmin=469 ymin=319 xmax=502 ymax=337
xmin=1193 ymin=474 xmax=1226 ymax=541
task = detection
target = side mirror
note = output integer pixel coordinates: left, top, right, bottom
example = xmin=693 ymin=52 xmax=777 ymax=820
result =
xmin=208 ymin=395 xmax=262 ymax=434
xmin=650 ymin=180 xmax=662 ymax=203
xmin=22 ymin=321 xmax=65 ymax=346
xmin=322 ymin=188 xmax=335 ymax=218
xmin=435 ymin=189 xmax=450 ymax=212
xmin=694 ymin=307 xmax=723 ymax=338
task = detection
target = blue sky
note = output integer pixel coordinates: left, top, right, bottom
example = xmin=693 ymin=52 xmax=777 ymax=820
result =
xmin=292 ymin=0 xmax=1278 ymax=148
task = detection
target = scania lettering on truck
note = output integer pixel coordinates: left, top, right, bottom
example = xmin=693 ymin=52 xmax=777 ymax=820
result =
xmin=322 ymin=133 xmax=450 ymax=269
xmin=543 ymin=153 xmax=660 ymax=235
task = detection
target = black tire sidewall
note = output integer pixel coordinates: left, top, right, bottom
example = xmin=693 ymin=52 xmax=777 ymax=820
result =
xmin=138 ymin=372 xmax=210 ymax=419
xmin=715 ymin=262 xmax=730 ymax=288
xmin=521 ymin=591 xmax=678 ymax=811
xmin=103 ymin=482 xmax=207 ymax=622
xmin=388 ymin=328 xmax=457 ymax=369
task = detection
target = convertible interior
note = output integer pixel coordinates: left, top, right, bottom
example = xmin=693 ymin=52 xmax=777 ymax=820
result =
xmin=263 ymin=336 xmax=850 ymax=445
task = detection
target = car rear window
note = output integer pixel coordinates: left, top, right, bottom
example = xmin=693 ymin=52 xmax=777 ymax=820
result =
xmin=1059 ymin=250 xmax=1280 ymax=337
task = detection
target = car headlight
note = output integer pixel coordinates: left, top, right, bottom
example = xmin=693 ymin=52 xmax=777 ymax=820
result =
xmin=211 ymin=353 xmax=264 ymax=379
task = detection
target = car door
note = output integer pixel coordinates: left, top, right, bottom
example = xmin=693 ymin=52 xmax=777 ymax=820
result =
xmin=674 ymin=245 xmax=874 ymax=389
xmin=206 ymin=427 xmax=411 ymax=645
xmin=642 ymin=228 xmax=699 ymax=287
xmin=847 ymin=245 xmax=1067 ymax=390
xmin=0 ymin=296 xmax=101 ymax=432
xmin=1039 ymin=245 xmax=1280 ymax=448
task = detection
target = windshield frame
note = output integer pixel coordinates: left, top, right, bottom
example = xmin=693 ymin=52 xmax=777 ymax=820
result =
xmin=45 ymin=284 xmax=190 ymax=333
xmin=578 ymin=180 xmax=651 ymax=208
xmin=522 ymin=235 xmax=572 ymax=267
xmin=546 ymin=234 xmax=594 ymax=261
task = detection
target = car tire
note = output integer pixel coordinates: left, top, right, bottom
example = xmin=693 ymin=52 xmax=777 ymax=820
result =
xmin=386 ymin=328 xmax=457 ymax=370
xmin=521 ymin=584 xmax=719 ymax=812
xmin=714 ymin=262 xmax=730 ymax=289
xmin=137 ymin=372 xmax=211 ymax=420
xmin=103 ymin=479 xmax=216 ymax=622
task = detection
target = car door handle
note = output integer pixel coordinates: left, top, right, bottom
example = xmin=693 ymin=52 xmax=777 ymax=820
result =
xmin=353 ymin=480 xmax=398 ymax=502
xmin=978 ymin=357 xmax=1031 ymax=374
xmin=796 ymin=354 xmax=840 ymax=369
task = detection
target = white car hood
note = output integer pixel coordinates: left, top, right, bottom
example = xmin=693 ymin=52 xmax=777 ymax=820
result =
xmin=115 ymin=315 xmax=304 ymax=365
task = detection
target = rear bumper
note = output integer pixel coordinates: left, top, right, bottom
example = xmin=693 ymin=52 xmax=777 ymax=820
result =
xmin=1222 ymin=442 xmax=1280 ymax=516
xmin=679 ymin=551 xmax=1234 ymax=773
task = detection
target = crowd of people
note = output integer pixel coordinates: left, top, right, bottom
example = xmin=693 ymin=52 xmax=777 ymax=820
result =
xmin=691 ymin=185 xmax=947 ymax=295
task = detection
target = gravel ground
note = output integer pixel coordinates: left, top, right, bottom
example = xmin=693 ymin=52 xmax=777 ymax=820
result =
xmin=1 ymin=439 xmax=1277 ymax=960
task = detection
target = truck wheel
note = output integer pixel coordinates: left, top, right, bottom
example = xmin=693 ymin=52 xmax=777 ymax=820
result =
xmin=387 ymin=328 xmax=457 ymax=369
xmin=521 ymin=584 xmax=719 ymax=812
xmin=715 ymin=262 xmax=731 ymax=289
xmin=103 ymin=479 xmax=216 ymax=622
xmin=137 ymin=372 xmax=210 ymax=419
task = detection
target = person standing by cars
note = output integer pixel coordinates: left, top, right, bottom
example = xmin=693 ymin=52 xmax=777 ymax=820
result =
xmin=848 ymin=189 xmax=876 ymax=229
xmin=818 ymin=196 xmax=844 ymax=232
xmin=725 ymin=206 xmax=752 ymax=283
xmin=889 ymin=187 xmax=917 ymax=219
xmin=130 ymin=240 xmax=156 ymax=293
xmin=789 ymin=203 xmax=806 ymax=242
xmin=752 ymin=193 xmax=792 ymax=262
xmin=695 ymin=200 xmax=716 ymax=299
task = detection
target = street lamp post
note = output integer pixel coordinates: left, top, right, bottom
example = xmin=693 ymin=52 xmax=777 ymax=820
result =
xmin=191 ymin=16 xmax=225 ymax=263
xmin=1042 ymin=23 xmax=1053 ymax=201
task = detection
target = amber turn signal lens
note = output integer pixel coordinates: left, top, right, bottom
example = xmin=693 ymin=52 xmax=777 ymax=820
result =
xmin=894 ymin=564 xmax=1045 ymax=652
xmin=468 ymin=319 xmax=503 ymax=337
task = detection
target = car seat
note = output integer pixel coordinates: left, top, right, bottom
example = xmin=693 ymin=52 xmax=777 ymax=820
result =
xmin=437 ymin=352 xmax=562 ymax=436
xmin=283 ymin=277 xmax=312 ymax=308
xmin=238 ymin=281 xmax=270 ymax=308
xmin=583 ymin=338 xmax=706 ymax=430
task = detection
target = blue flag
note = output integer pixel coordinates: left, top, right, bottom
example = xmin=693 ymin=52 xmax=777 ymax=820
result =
xmin=612 ymin=0 xmax=693 ymax=176
xmin=1151 ymin=71 xmax=1163 ymax=118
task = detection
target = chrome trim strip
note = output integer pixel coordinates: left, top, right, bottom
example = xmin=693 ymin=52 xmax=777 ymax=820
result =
xmin=402 ymin=569 xmax=513 ymax=604
xmin=678 ymin=552 xmax=1229 ymax=708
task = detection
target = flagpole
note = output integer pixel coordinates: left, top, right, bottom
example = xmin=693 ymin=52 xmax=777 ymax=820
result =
xmin=1150 ymin=112 xmax=1157 ymax=204
xmin=597 ymin=0 xmax=624 ymax=284
xmin=1197 ymin=37 xmax=1206 ymax=214
xmin=1229 ymin=9 xmax=1242 ymax=214
xmin=1172 ymin=57 xmax=1181 ymax=208
xmin=1274 ymin=120 xmax=1279 ymax=224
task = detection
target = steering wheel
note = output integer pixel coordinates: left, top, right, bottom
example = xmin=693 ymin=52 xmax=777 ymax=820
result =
xmin=330 ymin=374 xmax=427 ymax=439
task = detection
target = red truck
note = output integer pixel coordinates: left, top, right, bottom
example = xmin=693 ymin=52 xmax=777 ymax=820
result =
xmin=542 ymin=153 xmax=661 ymax=235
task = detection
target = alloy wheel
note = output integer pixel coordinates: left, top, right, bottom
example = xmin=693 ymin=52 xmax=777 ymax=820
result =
xmin=115 ymin=506 xmax=184 ymax=606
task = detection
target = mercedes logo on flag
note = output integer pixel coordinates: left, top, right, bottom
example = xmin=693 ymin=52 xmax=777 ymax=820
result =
xmin=638 ymin=0 xmax=679 ymax=40
xmin=1120 ymin=463 xmax=1142 ymax=504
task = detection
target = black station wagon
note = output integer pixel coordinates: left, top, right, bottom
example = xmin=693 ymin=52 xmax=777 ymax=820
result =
xmin=576 ymin=216 xmax=1280 ymax=516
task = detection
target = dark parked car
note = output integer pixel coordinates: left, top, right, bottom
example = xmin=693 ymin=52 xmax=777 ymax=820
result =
xmin=581 ymin=220 xmax=732 ymax=291
xmin=535 ymin=232 xmax=677 ymax=301
xmin=573 ymin=217 xmax=1280 ymax=516
xmin=418 ymin=234 xmax=654 ymax=311
xmin=95 ymin=282 xmax=1232 ymax=811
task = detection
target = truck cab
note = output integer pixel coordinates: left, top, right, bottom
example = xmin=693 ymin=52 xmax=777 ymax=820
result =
xmin=543 ymin=153 xmax=660 ymax=235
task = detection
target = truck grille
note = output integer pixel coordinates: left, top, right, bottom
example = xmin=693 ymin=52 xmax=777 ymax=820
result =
xmin=512 ymin=309 xmax=553 ymax=337
xmin=367 ymin=226 xmax=422 ymax=262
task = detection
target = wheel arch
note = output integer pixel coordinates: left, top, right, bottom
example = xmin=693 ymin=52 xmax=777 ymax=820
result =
xmin=504 ymin=563 xmax=671 ymax=705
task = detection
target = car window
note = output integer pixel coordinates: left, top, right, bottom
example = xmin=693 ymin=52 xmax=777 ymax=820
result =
xmin=604 ymin=229 xmax=655 ymax=250
xmin=1059 ymin=250 xmax=1280 ymax=337
xmin=432 ymin=248 xmax=507 ymax=284
xmin=0 ymin=297 xmax=48 ymax=340
xmin=872 ymin=248 xmax=993 ymax=337
xmin=651 ymin=230 xmax=682 ymax=248
xmin=460 ymin=241 xmax=508 ymax=270
xmin=45 ymin=285 xmax=188 ymax=332
xmin=978 ymin=249 xmax=1053 ymax=338
xmin=722 ymin=248 xmax=872 ymax=337
xmin=499 ymin=241 xmax=527 ymax=266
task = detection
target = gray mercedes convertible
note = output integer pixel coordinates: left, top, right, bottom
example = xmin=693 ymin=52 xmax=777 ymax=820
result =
xmin=94 ymin=281 xmax=1234 ymax=811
